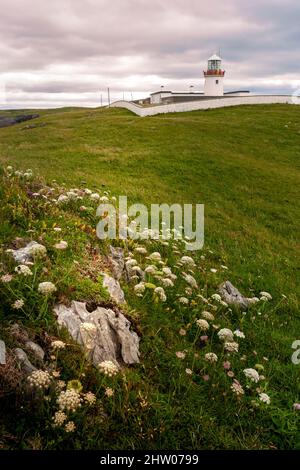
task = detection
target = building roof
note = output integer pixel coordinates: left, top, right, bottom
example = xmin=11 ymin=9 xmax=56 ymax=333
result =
xmin=208 ymin=54 xmax=222 ymax=61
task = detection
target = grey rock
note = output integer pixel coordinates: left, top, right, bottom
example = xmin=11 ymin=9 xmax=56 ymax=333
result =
xmin=54 ymin=301 xmax=140 ymax=366
xmin=108 ymin=245 xmax=125 ymax=280
xmin=25 ymin=341 xmax=45 ymax=362
xmin=0 ymin=339 xmax=6 ymax=365
xmin=101 ymin=272 xmax=126 ymax=305
xmin=10 ymin=241 xmax=40 ymax=263
xmin=218 ymin=281 xmax=260 ymax=309
xmin=13 ymin=348 xmax=37 ymax=375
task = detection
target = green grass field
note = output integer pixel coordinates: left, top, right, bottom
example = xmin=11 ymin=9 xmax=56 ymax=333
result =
xmin=0 ymin=104 xmax=300 ymax=449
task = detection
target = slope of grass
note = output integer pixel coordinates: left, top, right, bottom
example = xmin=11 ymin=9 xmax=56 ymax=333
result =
xmin=0 ymin=104 xmax=299 ymax=449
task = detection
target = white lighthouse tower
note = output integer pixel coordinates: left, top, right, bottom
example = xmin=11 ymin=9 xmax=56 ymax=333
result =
xmin=203 ymin=54 xmax=225 ymax=96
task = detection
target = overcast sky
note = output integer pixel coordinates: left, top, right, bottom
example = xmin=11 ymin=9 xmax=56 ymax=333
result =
xmin=0 ymin=0 xmax=299 ymax=109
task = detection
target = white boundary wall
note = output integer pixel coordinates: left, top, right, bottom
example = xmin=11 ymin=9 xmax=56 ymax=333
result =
xmin=110 ymin=95 xmax=298 ymax=117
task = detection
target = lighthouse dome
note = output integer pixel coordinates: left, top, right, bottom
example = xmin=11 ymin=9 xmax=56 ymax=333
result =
xmin=208 ymin=54 xmax=222 ymax=61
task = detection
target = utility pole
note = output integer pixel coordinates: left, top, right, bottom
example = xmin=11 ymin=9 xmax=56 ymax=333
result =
xmin=100 ymin=93 xmax=103 ymax=107
xmin=107 ymin=87 xmax=111 ymax=107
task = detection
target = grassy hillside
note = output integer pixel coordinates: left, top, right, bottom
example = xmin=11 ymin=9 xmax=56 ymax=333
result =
xmin=0 ymin=104 xmax=300 ymax=449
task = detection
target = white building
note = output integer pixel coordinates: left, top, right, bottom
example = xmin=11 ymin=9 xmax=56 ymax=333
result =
xmin=203 ymin=54 xmax=225 ymax=96
xmin=148 ymin=53 xmax=249 ymax=105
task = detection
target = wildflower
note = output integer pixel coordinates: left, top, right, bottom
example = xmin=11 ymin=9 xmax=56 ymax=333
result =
xmin=217 ymin=328 xmax=234 ymax=342
xmin=67 ymin=380 xmax=83 ymax=393
xmin=231 ymin=380 xmax=244 ymax=397
xmin=65 ymin=421 xmax=76 ymax=433
xmin=180 ymin=256 xmax=196 ymax=268
xmin=259 ymin=291 xmax=272 ymax=301
xmin=15 ymin=265 xmax=33 ymax=276
xmin=1 ymin=274 xmax=13 ymax=283
xmin=98 ymin=360 xmax=119 ymax=377
xmin=53 ymin=227 xmax=62 ymax=232
xmin=80 ymin=322 xmax=97 ymax=333
xmin=185 ymin=287 xmax=193 ymax=296
xmin=145 ymin=265 xmax=157 ymax=275
xmin=202 ymin=374 xmax=210 ymax=381
xmin=53 ymin=411 xmax=67 ymax=427
xmin=178 ymin=297 xmax=189 ymax=305
xmin=134 ymin=282 xmax=146 ymax=296
xmin=105 ymin=387 xmax=114 ymax=397
xmin=223 ymin=361 xmax=231 ymax=370
xmin=179 ymin=328 xmax=186 ymax=336
xmin=205 ymin=353 xmax=218 ymax=363
xmin=38 ymin=282 xmax=57 ymax=295
xmin=200 ymin=335 xmax=208 ymax=342
xmin=84 ymin=391 xmax=97 ymax=405
xmin=234 ymin=330 xmax=245 ymax=339
xmin=57 ymin=389 xmax=82 ymax=412
xmin=57 ymin=380 xmax=66 ymax=390
xmin=196 ymin=319 xmax=210 ymax=331
xmin=182 ymin=273 xmax=198 ymax=289
xmin=52 ymin=371 xmax=60 ymax=378
xmin=161 ymin=278 xmax=174 ymax=288
xmin=51 ymin=340 xmax=66 ymax=350
xmin=221 ymin=265 xmax=228 ymax=270
xmin=28 ymin=370 xmax=51 ymax=390
xmin=57 ymin=194 xmax=69 ymax=204
xmin=227 ymin=371 xmax=235 ymax=378
xmin=224 ymin=341 xmax=239 ymax=353
xmin=185 ymin=368 xmax=193 ymax=375
xmin=134 ymin=246 xmax=147 ymax=255
xmin=28 ymin=243 xmax=47 ymax=258
xmin=12 ymin=299 xmax=24 ymax=309
xmin=201 ymin=311 xmax=215 ymax=321
xmin=90 ymin=193 xmax=100 ymax=201
xmin=210 ymin=268 xmax=217 ymax=273
xmin=243 ymin=368 xmax=260 ymax=383
xmin=293 ymin=403 xmax=300 ymax=411
xmin=99 ymin=196 xmax=109 ymax=203
xmin=162 ymin=267 xmax=172 ymax=276
xmin=211 ymin=293 xmax=221 ymax=302
xmin=175 ymin=351 xmax=186 ymax=359
xmin=148 ymin=252 xmax=161 ymax=262
xmin=54 ymin=241 xmax=68 ymax=250
xmin=259 ymin=393 xmax=271 ymax=404
xmin=154 ymin=286 xmax=166 ymax=302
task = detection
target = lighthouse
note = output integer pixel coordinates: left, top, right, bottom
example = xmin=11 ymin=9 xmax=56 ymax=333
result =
xmin=203 ymin=54 xmax=225 ymax=96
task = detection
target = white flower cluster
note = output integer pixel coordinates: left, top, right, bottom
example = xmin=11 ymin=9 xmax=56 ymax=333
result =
xmin=205 ymin=353 xmax=218 ymax=363
xmin=224 ymin=341 xmax=239 ymax=353
xmin=182 ymin=273 xmax=198 ymax=289
xmin=180 ymin=256 xmax=196 ymax=268
xmin=15 ymin=265 xmax=33 ymax=276
xmin=98 ymin=360 xmax=119 ymax=377
xmin=29 ymin=243 xmax=47 ymax=258
xmin=201 ymin=311 xmax=215 ymax=321
xmin=196 ymin=319 xmax=210 ymax=331
xmin=234 ymin=330 xmax=245 ymax=339
xmin=53 ymin=411 xmax=67 ymax=427
xmin=259 ymin=392 xmax=271 ymax=404
xmin=231 ymin=380 xmax=244 ymax=396
xmin=259 ymin=291 xmax=272 ymax=301
xmin=154 ymin=286 xmax=166 ymax=302
xmin=38 ymin=281 xmax=57 ymax=295
xmin=65 ymin=421 xmax=76 ymax=433
xmin=28 ymin=370 xmax=51 ymax=390
xmin=84 ymin=391 xmax=97 ymax=405
xmin=57 ymin=389 xmax=82 ymax=412
xmin=243 ymin=368 xmax=260 ymax=383
xmin=12 ymin=299 xmax=24 ymax=310
xmin=217 ymin=328 xmax=234 ymax=342
xmin=134 ymin=282 xmax=146 ymax=296
xmin=51 ymin=340 xmax=66 ymax=350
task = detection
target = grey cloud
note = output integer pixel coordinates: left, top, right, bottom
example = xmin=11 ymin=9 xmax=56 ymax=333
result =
xmin=0 ymin=0 xmax=299 ymax=108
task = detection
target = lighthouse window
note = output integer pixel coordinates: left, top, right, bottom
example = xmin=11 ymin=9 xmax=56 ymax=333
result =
xmin=216 ymin=80 xmax=219 ymax=84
